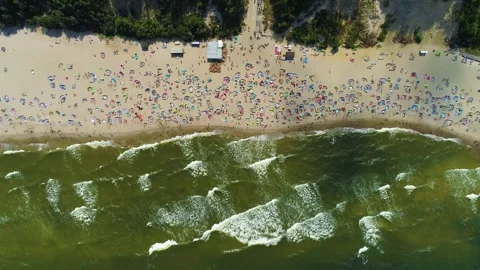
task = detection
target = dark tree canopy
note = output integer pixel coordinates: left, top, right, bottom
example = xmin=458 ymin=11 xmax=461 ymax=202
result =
xmin=0 ymin=0 xmax=246 ymax=40
xmin=457 ymin=0 xmax=480 ymax=49
xmin=270 ymin=0 xmax=313 ymax=32
xmin=286 ymin=10 xmax=342 ymax=52
xmin=1 ymin=0 xmax=479 ymax=52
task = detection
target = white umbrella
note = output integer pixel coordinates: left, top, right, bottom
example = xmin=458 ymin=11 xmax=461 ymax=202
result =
xmin=174 ymin=41 xmax=181 ymax=45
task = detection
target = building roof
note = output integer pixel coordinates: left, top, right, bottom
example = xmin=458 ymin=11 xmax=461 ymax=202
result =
xmin=207 ymin=41 xmax=223 ymax=60
xmin=170 ymin=47 xmax=184 ymax=54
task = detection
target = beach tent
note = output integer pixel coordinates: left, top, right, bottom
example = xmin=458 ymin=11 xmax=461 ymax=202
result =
xmin=191 ymin=42 xmax=200 ymax=47
xmin=174 ymin=41 xmax=181 ymax=45
xmin=419 ymin=50 xmax=428 ymax=56
xmin=285 ymin=51 xmax=295 ymax=61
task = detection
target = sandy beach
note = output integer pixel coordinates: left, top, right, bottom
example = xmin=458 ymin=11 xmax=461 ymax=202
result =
xmin=0 ymin=1 xmax=479 ymax=149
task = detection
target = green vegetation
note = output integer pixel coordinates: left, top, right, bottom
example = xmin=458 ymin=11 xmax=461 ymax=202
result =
xmin=270 ymin=0 xmax=313 ymax=32
xmin=286 ymin=10 xmax=342 ymax=52
xmin=377 ymin=15 xmax=394 ymax=42
xmin=214 ymin=0 xmax=247 ymax=37
xmin=457 ymin=0 xmax=480 ymax=49
xmin=413 ymin=27 xmax=423 ymax=44
xmin=465 ymin=48 xmax=480 ymax=56
xmin=0 ymin=0 xmax=246 ymax=40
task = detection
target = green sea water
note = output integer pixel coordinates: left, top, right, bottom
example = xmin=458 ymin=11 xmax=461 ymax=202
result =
xmin=0 ymin=128 xmax=479 ymax=269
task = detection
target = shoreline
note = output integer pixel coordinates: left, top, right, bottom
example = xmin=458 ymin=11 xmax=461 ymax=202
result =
xmin=0 ymin=117 xmax=477 ymax=152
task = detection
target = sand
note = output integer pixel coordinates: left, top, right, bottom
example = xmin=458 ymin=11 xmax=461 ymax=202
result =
xmin=0 ymin=0 xmax=479 ymax=150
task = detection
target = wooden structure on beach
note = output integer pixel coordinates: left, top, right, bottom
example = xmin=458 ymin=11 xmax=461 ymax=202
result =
xmin=461 ymin=52 xmax=480 ymax=63
xmin=170 ymin=47 xmax=184 ymax=57
xmin=284 ymin=51 xmax=295 ymax=61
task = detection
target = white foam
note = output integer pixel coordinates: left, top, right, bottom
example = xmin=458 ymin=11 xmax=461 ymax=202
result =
xmin=2 ymin=150 xmax=25 ymax=155
xmin=359 ymin=216 xmax=381 ymax=247
xmin=378 ymin=128 xmax=461 ymax=143
xmin=332 ymin=127 xmax=462 ymax=144
xmin=7 ymin=186 xmax=20 ymax=193
xmin=336 ymin=201 xmax=347 ymax=212
xmin=358 ymin=246 xmax=369 ymax=257
xmin=377 ymin=127 xmax=416 ymax=134
xmin=72 ymin=181 xmax=97 ymax=207
xmin=378 ymin=211 xmax=394 ymax=222
xmin=160 ymin=131 xmax=219 ymax=144
xmin=404 ymin=185 xmax=416 ymax=195
xmin=66 ymin=140 xmax=115 ymax=151
xmin=306 ymin=130 xmax=327 ymax=137
xmin=249 ymin=156 xmax=280 ymax=178
xmin=46 ymin=179 xmax=61 ymax=212
xmin=200 ymin=199 xmax=284 ymax=246
xmin=156 ymin=190 xmax=235 ymax=236
xmin=5 ymin=171 xmax=22 ymax=180
xmin=294 ymin=183 xmax=323 ymax=214
xmin=223 ymin=248 xmax=243 ymax=254
xmin=48 ymin=148 xmax=63 ymax=153
xmin=117 ymin=143 xmax=159 ymax=161
xmin=228 ymin=134 xmax=284 ymax=145
xmin=28 ymin=143 xmax=48 ymax=150
xmin=359 ymin=211 xmax=395 ymax=248
xmin=423 ymin=134 xmax=462 ymax=144
xmin=7 ymin=186 xmax=29 ymax=206
xmin=148 ymin=240 xmax=178 ymax=255
xmin=229 ymin=135 xmax=269 ymax=145
xmin=66 ymin=140 xmax=115 ymax=160
xmin=466 ymin=194 xmax=480 ymax=213
xmin=157 ymin=196 xmax=209 ymax=230
xmin=358 ymin=246 xmax=369 ymax=265
xmin=184 ymin=161 xmax=208 ymax=177
xmin=444 ymin=167 xmax=480 ymax=197
xmin=466 ymin=194 xmax=479 ymax=201
xmin=70 ymin=206 xmax=97 ymax=225
xmin=226 ymin=135 xmax=278 ymax=167
xmin=205 ymin=188 xmax=236 ymax=222
xmin=22 ymin=188 xmax=30 ymax=207
xmin=176 ymin=139 xmax=195 ymax=158
xmin=396 ymin=172 xmax=412 ymax=181
xmin=377 ymin=184 xmax=391 ymax=191
xmin=286 ymin=212 xmax=336 ymax=242
xmin=377 ymin=184 xmax=391 ymax=200
xmin=138 ymin=173 xmax=152 ymax=192
xmin=207 ymin=187 xmax=221 ymax=197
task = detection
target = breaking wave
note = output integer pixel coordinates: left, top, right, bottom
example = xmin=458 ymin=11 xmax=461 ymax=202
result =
xmin=149 ymin=240 xmax=178 ymax=255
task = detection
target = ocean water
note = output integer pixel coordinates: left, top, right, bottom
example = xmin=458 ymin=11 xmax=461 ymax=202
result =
xmin=0 ymin=128 xmax=479 ymax=269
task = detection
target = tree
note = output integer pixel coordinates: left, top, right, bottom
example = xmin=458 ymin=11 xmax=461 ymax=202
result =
xmin=135 ymin=19 xmax=163 ymax=39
